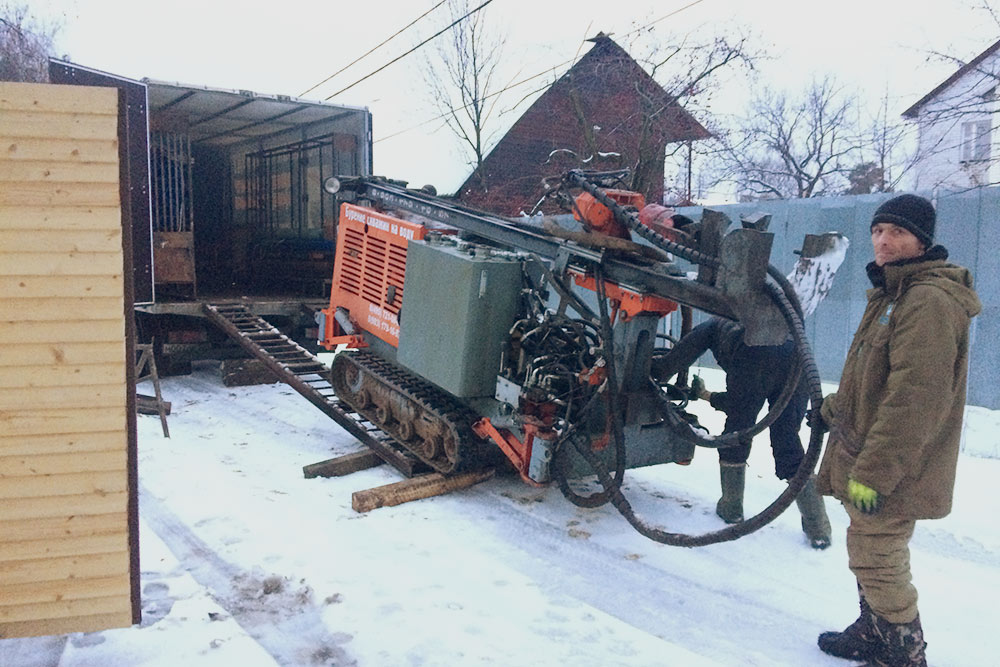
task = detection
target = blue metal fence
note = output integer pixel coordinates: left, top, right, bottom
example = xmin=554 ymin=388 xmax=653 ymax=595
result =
xmin=676 ymin=188 xmax=999 ymax=409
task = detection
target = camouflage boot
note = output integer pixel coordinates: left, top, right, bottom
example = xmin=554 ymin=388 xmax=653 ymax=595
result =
xmin=715 ymin=462 xmax=745 ymax=523
xmin=865 ymin=612 xmax=928 ymax=667
xmin=794 ymin=475 xmax=832 ymax=549
xmin=817 ymin=589 xmax=882 ymax=661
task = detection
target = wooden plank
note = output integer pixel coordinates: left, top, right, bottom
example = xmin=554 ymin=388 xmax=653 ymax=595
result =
xmin=1 ymin=111 xmax=119 ymax=141
xmin=0 ymin=575 xmax=129 ymax=607
xmin=0 ymin=229 xmax=122 ymax=254
xmin=0 ymin=384 xmax=124 ymax=410
xmin=0 ymin=533 xmax=126 ymax=563
xmin=0 ymin=275 xmax=124 ymax=300
xmin=153 ymin=246 xmax=195 ymax=283
xmin=0 ymin=407 xmax=127 ymax=437
xmin=0 ymin=296 xmax=123 ymax=322
xmin=0 ymin=470 xmax=127 ymax=500
xmin=0 ymin=610 xmax=133 ymax=639
xmin=0 ymin=385 xmax=124 ymax=409
xmin=0 ymin=593 xmax=131 ymax=624
xmin=0 ymin=137 xmax=119 ymax=164
xmin=0 ymin=364 xmax=125 ymax=388
xmin=0 ymin=320 xmax=124 ymax=345
xmin=0 ymin=160 xmax=119 ymax=184
xmin=0 ymin=252 xmax=124 ymax=277
xmin=0 ymin=491 xmax=127 ymax=521
xmin=0 ymin=83 xmax=118 ymax=114
xmin=153 ymin=231 xmax=194 ymax=249
xmin=0 ymin=450 xmax=126 ymax=476
xmin=136 ymin=394 xmax=171 ymax=415
xmin=351 ymin=468 xmax=495 ymax=513
xmin=303 ymin=449 xmax=384 ymax=478
xmin=220 ymin=358 xmax=279 ymax=387
xmin=0 ymin=431 xmax=122 ymax=456
xmin=0 ymin=205 xmax=120 ymax=230
xmin=0 ymin=342 xmax=125 ymax=367
xmin=0 ymin=513 xmax=127 ymax=543
xmin=0 ymin=550 xmax=126 ymax=588
xmin=0 ymin=181 xmax=120 ymax=208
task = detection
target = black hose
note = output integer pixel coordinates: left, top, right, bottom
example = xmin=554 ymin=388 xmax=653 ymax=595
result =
xmin=569 ymin=280 xmax=823 ymax=546
xmin=558 ymin=171 xmax=825 ymax=546
xmin=564 ymin=170 xmax=719 ymax=268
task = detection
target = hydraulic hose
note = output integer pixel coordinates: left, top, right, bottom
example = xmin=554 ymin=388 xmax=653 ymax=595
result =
xmin=554 ymin=268 xmax=628 ymax=508
xmin=558 ymin=171 xmax=826 ymax=545
xmin=570 ymin=280 xmax=824 ymax=546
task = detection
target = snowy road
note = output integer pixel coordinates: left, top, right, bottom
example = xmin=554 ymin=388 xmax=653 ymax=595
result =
xmin=3 ymin=361 xmax=998 ymax=666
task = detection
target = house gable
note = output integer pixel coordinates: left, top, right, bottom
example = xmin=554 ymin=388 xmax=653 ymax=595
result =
xmin=903 ymin=38 xmax=1000 ymax=118
xmin=457 ymin=34 xmax=709 ymax=215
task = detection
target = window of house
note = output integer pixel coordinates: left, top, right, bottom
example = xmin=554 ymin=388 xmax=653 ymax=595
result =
xmin=961 ymin=120 xmax=992 ymax=162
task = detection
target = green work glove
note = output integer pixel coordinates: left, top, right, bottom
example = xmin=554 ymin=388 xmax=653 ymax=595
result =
xmin=847 ymin=478 xmax=881 ymax=514
xmin=689 ymin=374 xmax=708 ymax=401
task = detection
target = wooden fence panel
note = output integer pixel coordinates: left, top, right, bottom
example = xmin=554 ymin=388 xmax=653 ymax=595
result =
xmin=0 ymin=81 xmax=136 ymax=638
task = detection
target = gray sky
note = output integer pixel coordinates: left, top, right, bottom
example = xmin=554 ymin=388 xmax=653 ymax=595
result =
xmin=33 ymin=0 xmax=998 ymax=196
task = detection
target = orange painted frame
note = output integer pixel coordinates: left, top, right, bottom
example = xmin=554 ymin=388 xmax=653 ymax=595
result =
xmin=568 ymin=268 xmax=678 ymax=320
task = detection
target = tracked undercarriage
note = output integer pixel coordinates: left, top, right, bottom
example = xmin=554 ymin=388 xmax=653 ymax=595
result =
xmin=330 ymin=350 xmax=486 ymax=474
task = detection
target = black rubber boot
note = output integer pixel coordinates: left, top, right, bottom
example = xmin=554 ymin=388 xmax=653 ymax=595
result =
xmin=865 ymin=612 xmax=928 ymax=667
xmin=715 ymin=462 xmax=745 ymax=523
xmin=794 ymin=475 xmax=832 ymax=549
xmin=817 ymin=591 xmax=882 ymax=661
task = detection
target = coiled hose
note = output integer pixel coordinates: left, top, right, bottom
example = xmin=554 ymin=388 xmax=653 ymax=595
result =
xmin=555 ymin=171 xmax=825 ymax=546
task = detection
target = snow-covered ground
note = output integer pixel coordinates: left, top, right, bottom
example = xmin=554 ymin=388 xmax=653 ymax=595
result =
xmin=3 ymin=363 xmax=998 ymax=666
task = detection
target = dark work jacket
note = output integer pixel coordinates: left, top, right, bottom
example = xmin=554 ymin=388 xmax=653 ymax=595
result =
xmin=817 ymin=246 xmax=981 ymax=519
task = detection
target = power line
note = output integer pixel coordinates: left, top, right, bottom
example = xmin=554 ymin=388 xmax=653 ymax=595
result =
xmin=374 ymin=0 xmax=708 ymax=143
xmin=324 ymin=0 xmax=496 ymax=101
xmin=299 ymin=1 xmax=448 ymax=98
xmin=622 ymin=0 xmax=707 ymax=38
xmin=375 ymin=68 xmax=557 ymax=143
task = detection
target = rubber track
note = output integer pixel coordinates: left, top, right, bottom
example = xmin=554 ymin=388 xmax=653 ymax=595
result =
xmin=331 ymin=350 xmax=488 ymax=475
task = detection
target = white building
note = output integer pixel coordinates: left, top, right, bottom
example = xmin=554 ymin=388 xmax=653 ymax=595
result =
xmin=904 ymin=39 xmax=1000 ymax=190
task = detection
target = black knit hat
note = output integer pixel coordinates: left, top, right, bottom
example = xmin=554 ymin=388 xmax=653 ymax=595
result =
xmin=870 ymin=194 xmax=935 ymax=247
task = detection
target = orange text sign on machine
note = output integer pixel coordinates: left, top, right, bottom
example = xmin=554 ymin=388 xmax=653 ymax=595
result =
xmin=322 ymin=203 xmax=429 ymax=349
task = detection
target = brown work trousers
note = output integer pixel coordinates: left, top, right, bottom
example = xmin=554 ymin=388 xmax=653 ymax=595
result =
xmin=844 ymin=503 xmax=918 ymax=624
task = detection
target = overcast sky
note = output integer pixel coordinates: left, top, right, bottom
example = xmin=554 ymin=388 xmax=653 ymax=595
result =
xmin=31 ymin=0 xmax=999 ymax=195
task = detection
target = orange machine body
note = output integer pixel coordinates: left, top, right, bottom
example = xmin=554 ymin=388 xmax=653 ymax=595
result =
xmin=573 ymin=189 xmax=646 ymax=239
xmin=320 ymin=203 xmax=429 ymax=349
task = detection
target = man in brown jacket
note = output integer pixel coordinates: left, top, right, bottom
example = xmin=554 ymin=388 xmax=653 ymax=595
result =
xmin=814 ymin=194 xmax=981 ymax=666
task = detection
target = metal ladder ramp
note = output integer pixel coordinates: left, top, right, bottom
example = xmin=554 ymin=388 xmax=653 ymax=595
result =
xmin=202 ymin=303 xmax=425 ymax=477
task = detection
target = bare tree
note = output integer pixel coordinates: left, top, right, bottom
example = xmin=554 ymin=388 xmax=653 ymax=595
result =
xmin=631 ymin=32 xmax=758 ymax=200
xmin=715 ymin=77 xmax=861 ymax=199
xmin=849 ymin=89 xmax=920 ymax=194
xmin=423 ymin=0 xmax=506 ymax=189
xmin=548 ymin=30 xmax=759 ymax=206
xmin=0 ymin=2 xmax=61 ymax=82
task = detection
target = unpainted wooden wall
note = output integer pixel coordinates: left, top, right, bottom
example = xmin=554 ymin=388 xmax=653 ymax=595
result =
xmin=0 ymin=82 xmax=135 ymax=637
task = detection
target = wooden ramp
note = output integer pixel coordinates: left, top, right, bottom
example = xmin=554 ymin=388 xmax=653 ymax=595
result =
xmin=202 ymin=303 xmax=427 ymax=478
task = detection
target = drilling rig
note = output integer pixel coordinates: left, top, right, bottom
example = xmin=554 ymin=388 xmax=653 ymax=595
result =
xmin=315 ymin=170 xmax=841 ymax=546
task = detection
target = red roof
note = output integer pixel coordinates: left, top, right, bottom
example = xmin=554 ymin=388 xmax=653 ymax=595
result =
xmin=455 ymin=34 xmax=710 ymax=214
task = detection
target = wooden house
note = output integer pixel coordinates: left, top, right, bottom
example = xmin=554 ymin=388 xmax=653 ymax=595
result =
xmin=456 ymin=34 xmax=710 ymax=215
xmin=0 ymin=81 xmax=139 ymax=637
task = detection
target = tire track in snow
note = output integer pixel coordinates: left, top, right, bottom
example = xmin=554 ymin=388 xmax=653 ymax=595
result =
xmin=139 ymin=484 xmax=356 ymax=667
xmin=462 ymin=484 xmax=847 ymax=667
